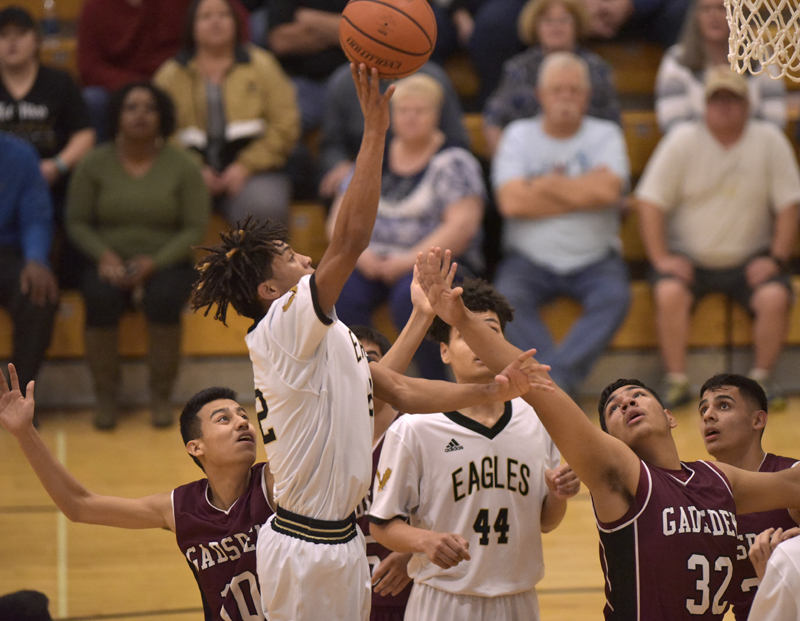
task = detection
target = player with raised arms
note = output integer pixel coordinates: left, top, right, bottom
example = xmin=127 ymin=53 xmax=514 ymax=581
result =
xmin=190 ymin=65 xmax=544 ymax=621
xmin=696 ymin=373 xmax=800 ymax=619
xmin=0 ymin=363 xmax=273 ymax=621
xmin=368 ymin=278 xmax=580 ymax=621
xmin=414 ymin=247 xmax=800 ymax=621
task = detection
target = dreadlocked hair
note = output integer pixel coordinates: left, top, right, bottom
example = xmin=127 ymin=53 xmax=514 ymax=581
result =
xmin=191 ymin=215 xmax=290 ymax=324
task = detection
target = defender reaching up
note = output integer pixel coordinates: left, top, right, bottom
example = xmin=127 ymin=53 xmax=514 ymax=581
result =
xmin=415 ymin=248 xmax=800 ymax=621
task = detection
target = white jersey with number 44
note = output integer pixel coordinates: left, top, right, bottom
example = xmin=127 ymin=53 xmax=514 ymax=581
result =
xmin=245 ymin=274 xmax=374 ymax=522
xmin=369 ymin=397 xmax=560 ymax=596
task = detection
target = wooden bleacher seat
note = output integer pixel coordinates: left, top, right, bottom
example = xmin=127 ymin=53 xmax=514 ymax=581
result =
xmin=588 ymin=41 xmax=665 ymax=100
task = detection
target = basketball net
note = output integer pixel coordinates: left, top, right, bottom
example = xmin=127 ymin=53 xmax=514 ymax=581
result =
xmin=725 ymin=0 xmax=800 ymax=81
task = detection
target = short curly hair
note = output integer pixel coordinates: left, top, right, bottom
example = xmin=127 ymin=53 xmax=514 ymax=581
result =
xmin=191 ymin=215 xmax=290 ymax=324
xmin=517 ymin=0 xmax=591 ymax=46
xmin=428 ymin=279 xmax=515 ymax=345
xmin=107 ymin=82 xmax=176 ymax=140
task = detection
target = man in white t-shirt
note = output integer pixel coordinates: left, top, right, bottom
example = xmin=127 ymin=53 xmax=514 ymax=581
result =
xmin=491 ymin=51 xmax=631 ymax=400
xmin=369 ymin=279 xmax=580 ymax=620
xmin=636 ymin=65 xmax=800 ymax=411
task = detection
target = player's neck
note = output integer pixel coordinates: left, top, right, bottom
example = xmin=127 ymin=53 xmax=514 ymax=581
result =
xmin=636 ymin=436 xmax=682 ymax=471
xmin=205 ymin=463 xmax=253 ymax=511
xmin=712 ymin=443 xmax=766 ymax=472
xmin=456 ymin=400 xmax=506 ymax=428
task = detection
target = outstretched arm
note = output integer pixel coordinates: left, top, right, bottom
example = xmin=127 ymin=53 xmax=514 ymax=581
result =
xmin=371 ymin=349 xmax=549 ymax=414
xmin=715 ymin=462 xmax=800 ymax=516
xmin=0 ymin=365 xmax=174 ymax=531
xmin=415 ymin=249 xmax=641 ymax=523
xmin=313 ymin=65 xmax=393 ymax=314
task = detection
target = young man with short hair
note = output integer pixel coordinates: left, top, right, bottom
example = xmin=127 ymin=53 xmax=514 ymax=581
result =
xmin=415 ymin=247 xmax=800 ymax=621
xmin=368 ymin=279 xmax=579 ymax=621
xmin=697 ymin=373 xmax=800 ymax=619
xmin=0 ymin=363 xmax=273 ymax=621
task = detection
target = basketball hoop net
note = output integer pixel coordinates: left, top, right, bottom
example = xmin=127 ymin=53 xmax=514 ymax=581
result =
xmin=725 ymin=0 xmax=800 ymax=81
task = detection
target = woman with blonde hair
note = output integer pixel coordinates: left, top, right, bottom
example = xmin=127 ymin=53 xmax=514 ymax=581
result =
xmin=327 ymin=73 xmax=486 ymax=380
xmin=655 ymin=0 xmax=785 ymax=133
xmin=482 ymin=0 xmax=620 ymax=157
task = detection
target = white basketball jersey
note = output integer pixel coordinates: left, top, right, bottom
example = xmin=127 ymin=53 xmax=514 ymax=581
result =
xmin=245 ymin=274 xmax=374 ymax=521
xmin=369 ymin=398 xmax=560 ymax=596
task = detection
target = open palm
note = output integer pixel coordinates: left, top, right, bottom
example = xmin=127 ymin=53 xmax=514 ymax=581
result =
xmin=0 ymin=364 xmax=35 ymax=435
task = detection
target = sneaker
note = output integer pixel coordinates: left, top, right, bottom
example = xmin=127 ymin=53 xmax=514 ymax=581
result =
xmin=751 ymin=376 xmax=787 ymax=413
xmin=662 ymin=376 xmax=692 ymax=410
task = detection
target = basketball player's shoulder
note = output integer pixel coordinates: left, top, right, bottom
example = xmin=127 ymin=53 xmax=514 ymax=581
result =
xmin=763 ymin=453 xmax=800 ymax=471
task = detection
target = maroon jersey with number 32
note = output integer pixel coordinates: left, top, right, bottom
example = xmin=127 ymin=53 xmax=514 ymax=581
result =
xmin=596 ymin=460 xmax=739 ymax=620
xmin=173 ymin=463 xmax=273 ymax=621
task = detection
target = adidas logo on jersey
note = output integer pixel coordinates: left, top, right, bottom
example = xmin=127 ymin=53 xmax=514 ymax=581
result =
xmin=445 ymin=439 xmax=464 ymax=453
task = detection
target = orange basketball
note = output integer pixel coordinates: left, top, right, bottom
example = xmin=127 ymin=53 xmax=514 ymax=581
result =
xmin=339 ymin=0 xmax=438 ymax=79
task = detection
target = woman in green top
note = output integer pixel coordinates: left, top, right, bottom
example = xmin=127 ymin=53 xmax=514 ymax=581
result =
xmin=66 ymin=83 xmax=211 ymax=430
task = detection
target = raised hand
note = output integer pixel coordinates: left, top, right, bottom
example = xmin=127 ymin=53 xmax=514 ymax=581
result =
xmin=487 ymin=349 xmax=553 ymax=402
xmin=0 ymin=364 xmax=36 ymax=436
xmin=352 ymin=64 xmax=394 ymax=136
xmin=545 ymin=463 xmax=581 ymax=499
xmin=409 ymin=265 xmax=435 ymax=320
xmin=415 ymin=247 xmax=465 ymax=327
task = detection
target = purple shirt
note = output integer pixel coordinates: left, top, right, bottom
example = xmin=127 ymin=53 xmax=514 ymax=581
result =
xmin=595 ymin=460 xmax=739 ymax=620
xmin=356 ymin=414 xmax=413 ymax=616
xmin=730 ymin=453 xmax=799 ymax=621
xmin=173 ymin=463 xmax=273 ymax=621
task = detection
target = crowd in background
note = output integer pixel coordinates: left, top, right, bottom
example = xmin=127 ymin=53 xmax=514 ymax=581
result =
xmin=1 ymin=0 xmax=799 ymax=429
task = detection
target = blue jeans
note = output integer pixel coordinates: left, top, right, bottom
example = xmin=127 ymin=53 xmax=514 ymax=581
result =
xmin=335 ymin=269 xmax=446 ymax=380
xmin=494 ymin=253 xmax=630 ymax=396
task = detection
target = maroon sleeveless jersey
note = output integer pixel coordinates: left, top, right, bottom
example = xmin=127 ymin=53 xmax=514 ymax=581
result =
xmin=729 ymin=453 xmax=798 ymax=621
xmin=595 ymin=460 xmax=739 ymax=620
xmin=355 ymin=415 xmax=413 ymax=616
xmin=173 ymin=463 xmax=273 ymax=621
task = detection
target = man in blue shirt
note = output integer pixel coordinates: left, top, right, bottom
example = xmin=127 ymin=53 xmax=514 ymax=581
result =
xmin=491 ymin=51 xmax=631 ymax=399
xmin=0 ymin=131 xmax=58 ymax=402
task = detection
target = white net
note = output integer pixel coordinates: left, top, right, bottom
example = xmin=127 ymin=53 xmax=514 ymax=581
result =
xmin=726 ymin=0 xmax=800 ymax=81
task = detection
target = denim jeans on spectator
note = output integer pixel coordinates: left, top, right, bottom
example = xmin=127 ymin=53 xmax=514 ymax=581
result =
xmin=494 ymin=252 xmax=630 ymax=397
xmin=334 ymin=268 xmax=447 ymax=380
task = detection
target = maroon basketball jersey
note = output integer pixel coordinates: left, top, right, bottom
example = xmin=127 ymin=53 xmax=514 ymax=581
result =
xmin=729 ymin=453 xmax=799 ymax=621
xmin=596 ymin=460 xmax=739 ymax=620
xmin=355 ymin=414 xmax=413 ymax=615
xmin=173 ymin=463 xmax=273 ymax=621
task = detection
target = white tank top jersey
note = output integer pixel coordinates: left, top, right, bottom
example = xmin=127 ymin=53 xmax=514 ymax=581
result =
xmin=369 ymin=397 xmax=561 ymax=597
xmin=245 ymin=274 xmax=374 ymax=522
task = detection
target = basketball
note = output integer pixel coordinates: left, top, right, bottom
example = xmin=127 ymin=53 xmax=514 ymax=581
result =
xmin=339 ymin=0 xmax=438 ymax=79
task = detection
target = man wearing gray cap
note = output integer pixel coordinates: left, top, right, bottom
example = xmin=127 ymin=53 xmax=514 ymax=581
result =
xmin=636 ymin=66 xmax=800 ymax=410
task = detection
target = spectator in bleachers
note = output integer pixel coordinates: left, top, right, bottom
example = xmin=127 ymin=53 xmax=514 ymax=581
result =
xmin=428 ymin=0 xmax=484 ymax=67
xmin=239 ymin=0 xmax=270 ymax=47
xmin=0 ymin=6 xmax=95 ymax=288
xmin=65 ymin=83 xmax=211 ymax=430
xmin=77 ymin=0 xmax=250 ymax=143
xmin=482 ymin=0 xmax=621 ymax=158
xmin=0 ymin=132 xmax=58 ymax=404
xmin=154 ymin=0 xmax=299 ymax=227
xmin=655 ymin=0 xmax=786 ymax=134
xmin=266 ymin=0 xmax=347 ymax=135
xmin=492 ymin=52 xmax=630 ymax=399
xmin=636 ymin=67 xmax=800 ymax=410
xmin=326 ymin=74 xmax=485 ymax=380
xmin=583 ymin=0 xmax=690 ymax=47
xmin=319 ymin=61 xmax=469 ymax=200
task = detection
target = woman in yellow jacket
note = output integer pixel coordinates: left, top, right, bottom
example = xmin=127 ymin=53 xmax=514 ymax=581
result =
xmin=154 ymin=0 xmax=300 ymax=226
